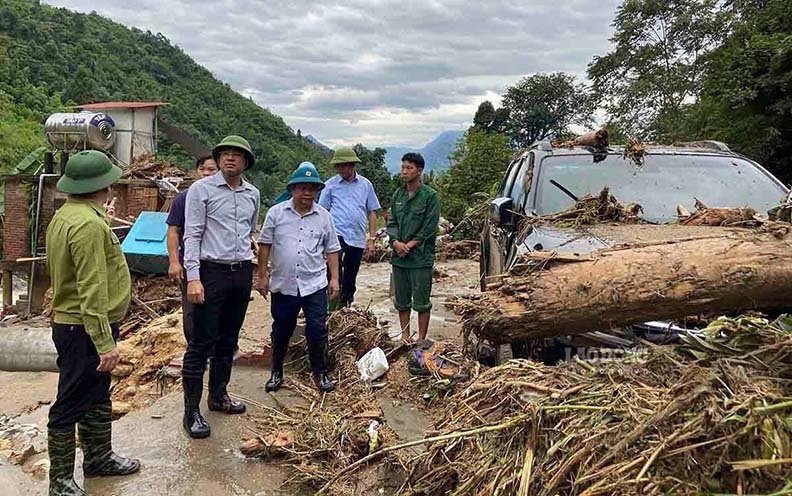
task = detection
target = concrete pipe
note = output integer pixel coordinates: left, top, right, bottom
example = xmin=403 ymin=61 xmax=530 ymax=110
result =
xmin=0 ymin=328 xmax=58 ymax=372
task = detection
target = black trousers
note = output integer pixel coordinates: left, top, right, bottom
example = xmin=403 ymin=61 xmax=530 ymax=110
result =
xmin=48 ymin=323 xmax=119 ymax=430
xmin=338 ymin=236 xmax=364 ymax=306
xmin=182 ymin=261 xmax=253 ymax=380
xmin=180 ymin=278 xmax=194 ymax=342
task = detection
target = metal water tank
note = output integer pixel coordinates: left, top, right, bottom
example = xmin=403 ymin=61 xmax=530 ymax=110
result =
xmin=45 ymin=112 xmax=116 ymax=151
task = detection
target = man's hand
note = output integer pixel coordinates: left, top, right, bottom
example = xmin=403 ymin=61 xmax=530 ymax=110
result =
xmin=97 ymin=346 xmax=120 ymax=372
xmin=187 ymin=280 xmax=205 ymax=304
xmin=328 ymin=278 xmax=340 ymax=300
xmin=393 ymin=241 xmax=410 ymax=257
xmin=364 ymin=239 xmax=375 ymax=257
xmin=406 ymin=240 xmax=420 ymax=251
xmin=103 ymin=197 xmax=117 ymax=218
xmin=256 ymin=272 xmax=270 ymax=299
xmin=168 ymin=261 xmax=184 ymax=281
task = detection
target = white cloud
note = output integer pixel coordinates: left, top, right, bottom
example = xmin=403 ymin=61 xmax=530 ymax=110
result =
xmin=44 ymin=0 xmax=621 ymax=147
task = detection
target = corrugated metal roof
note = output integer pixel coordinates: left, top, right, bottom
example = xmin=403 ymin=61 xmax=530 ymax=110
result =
xmin=73 ymin=101 xmax=169 ymax=110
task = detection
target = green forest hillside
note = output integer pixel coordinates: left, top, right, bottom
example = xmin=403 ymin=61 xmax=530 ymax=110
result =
xmin=0 ymin=0 xmax=325 ymax=201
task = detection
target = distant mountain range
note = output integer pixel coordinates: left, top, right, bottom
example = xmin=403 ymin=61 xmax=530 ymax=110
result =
xmin=384 ymin=130 xmax=464 ymax=174
xmin=303 ymin=130 xmax=465 ymax=174
xmin=305 ymin=135 xmax=333 ymax=157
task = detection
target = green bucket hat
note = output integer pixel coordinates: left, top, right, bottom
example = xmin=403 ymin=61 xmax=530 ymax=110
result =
xmin=56 ymin=150 xmax=122 ymax=195
xmin=329 ymin=146 xmax=361 ymax=166
xmin=286 ymin=162 xmax=324 ymax=190
xmin=212 ymin=135 xmax=255 ymax=170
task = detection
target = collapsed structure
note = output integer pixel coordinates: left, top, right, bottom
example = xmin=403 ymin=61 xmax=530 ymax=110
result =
xmin=1 ymin=101 xmax=197 ymax=316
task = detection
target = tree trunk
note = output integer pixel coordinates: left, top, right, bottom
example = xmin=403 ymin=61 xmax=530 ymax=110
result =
xmin=459 ymin=228 xmax=792 ymax=344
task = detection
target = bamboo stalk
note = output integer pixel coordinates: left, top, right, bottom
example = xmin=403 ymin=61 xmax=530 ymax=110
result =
xmin=315 ymin=415 xmax=531 ymax=494
xmin=754 ymin=400 xmax=792 ymax=415
xmin=730 ymin=458 xmax=792 ymax=471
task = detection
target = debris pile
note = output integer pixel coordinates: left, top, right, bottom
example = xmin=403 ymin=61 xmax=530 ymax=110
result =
xmin=768 ymin=202 xmax=792 ymax=223
xmin=553 ymin=129 xmax=610 ymax=163
xmin=623 ymin=137 xmax=647 ymax=168
xmin=436 ymin=239 xmax=479 ymax=262
xmin=387 ymin=340 xmax=480 ymax=411
xmin=285 ymin=307 xmax=391 ymax=370
xmin=112 ymin=313 xmax=185 ymax=413
xmin=554 ymin=129 xmax=610 ymax=151
xmin=0 ymin=415 xmax=43 ymax=467
xmin=530 ymin=187 xmax=643 ymax=228
xmin=678 ymin=199 xmax=760 ymax=227
xmin=121 ymin=153 xmax=186 ymax=179
xmin=41 ymin=275 xmax=180 ymax=337
xmin=241 ymin=307 xmax=403 ymax=494
xmin=396 ymin=316 xmax=792 ymax=495
xmin=122 ymin=276 xmax=182 ymax=337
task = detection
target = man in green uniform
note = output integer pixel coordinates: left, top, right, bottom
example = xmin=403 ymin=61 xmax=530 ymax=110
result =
xmin=46 ymin=150 xmax=140 ymax=496
xmin=386 ymin=152 xmax=440 ymax=343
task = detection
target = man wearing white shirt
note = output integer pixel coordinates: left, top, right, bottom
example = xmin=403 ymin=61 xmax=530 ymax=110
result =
xmin=257 ymin=162 xmax=341 ymax=393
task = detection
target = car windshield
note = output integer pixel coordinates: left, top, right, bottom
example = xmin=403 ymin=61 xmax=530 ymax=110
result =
xmin=534 ymin=153 xmax=787 ymax=223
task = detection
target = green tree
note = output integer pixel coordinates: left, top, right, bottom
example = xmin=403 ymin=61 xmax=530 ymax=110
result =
xmin=501 ymin=73 xmax=595 ymax=148
xmin=436 ymin=130 xmax=512 ymax=226
xmin=0 ymin=0 xmax=325 ymax=205
xmin=588 ymin=0 xmax=729 ymax=140
xmin=681 ymin=0 xmax=792 ymax=181
xmin=472 ymin=100 xmax=509 ymax=134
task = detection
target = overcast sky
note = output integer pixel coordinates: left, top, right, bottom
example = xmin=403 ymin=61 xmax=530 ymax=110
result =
xmin=45 ymin=0 xmax=621 ymax=148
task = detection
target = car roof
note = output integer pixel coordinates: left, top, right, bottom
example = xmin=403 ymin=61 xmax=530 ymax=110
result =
xmin=520 ymin=145 xmax=739 ymax=159
xmin=514 ymin=141 xmax=789 ymax=193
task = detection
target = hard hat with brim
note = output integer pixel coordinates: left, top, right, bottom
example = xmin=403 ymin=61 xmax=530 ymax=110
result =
xmin=56 ymin=150 xmax=123 ymax=195
xmin=286 ymin=161 xmax=324 ymax=190
xmin=329 ymin=146 xmax=361 ymax=166
xmin=212 ymin=135 xmax=255 ymax=170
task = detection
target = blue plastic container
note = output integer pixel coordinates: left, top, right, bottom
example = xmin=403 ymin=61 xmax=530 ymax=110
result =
xmin=121 ymin=212 xmax=170 ymax=275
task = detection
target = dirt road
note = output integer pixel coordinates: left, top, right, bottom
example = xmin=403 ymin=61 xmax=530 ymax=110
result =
xmin=0 ymin=259 xmax=479 ymax=495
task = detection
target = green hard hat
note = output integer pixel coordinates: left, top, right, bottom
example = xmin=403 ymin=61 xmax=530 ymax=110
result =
xmin=212 ymin=135 xmax=255 ymax=169
xmin=56 ymin=150 xmax=123 ymax=195
xmin=286 ymin=162 xmax=324 ymax=190
xmin=329 ymin=146 xmax=361 ymax=166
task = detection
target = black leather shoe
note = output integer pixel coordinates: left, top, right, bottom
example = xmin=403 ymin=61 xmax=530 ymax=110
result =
xmin=182 ymin=409 xmax=211 ymax=439
xmin=265 ymin=370 xmax=283 ymax=392
xmin=314 ymin=370 xmax=335 ymax=393
xmin=207 ymin=393 xmax=246 ymax=414
xmin=84 ymin=453 xmax=141 ymax=478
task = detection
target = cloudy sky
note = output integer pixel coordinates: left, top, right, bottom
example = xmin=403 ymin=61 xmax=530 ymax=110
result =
xmin=45 ymin=0 xmax=621 ymax=148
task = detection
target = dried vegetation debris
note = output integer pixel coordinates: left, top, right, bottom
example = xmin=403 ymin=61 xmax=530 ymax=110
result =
xmin=121 ymin=153 xmax=186 ymax=179
xmin=395 ymin=315 xmax=791 ymax=495
xmin=240 ymin=307 xmax=403 ymax=494
xmin=523 ymin=187 xmax=644 ymax=229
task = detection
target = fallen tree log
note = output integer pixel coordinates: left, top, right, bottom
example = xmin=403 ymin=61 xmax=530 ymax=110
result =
xmin=456 ymin=227 xmax=792 ymax=344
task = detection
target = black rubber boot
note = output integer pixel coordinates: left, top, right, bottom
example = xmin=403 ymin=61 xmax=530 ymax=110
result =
xmin=182 ymin=376 xmax=211 ymax=439
xmin=308 ymin=340 xmax=335 ymax=393
xmin=207 ymin=357 xmax=246 ymax=414
xmin=79 ymin=402 xmax=141 ymax=478
xmin=48 ymin=426 xmax=85 ymax=496
xmin=265 ymin=335 xmax=289 ymax=392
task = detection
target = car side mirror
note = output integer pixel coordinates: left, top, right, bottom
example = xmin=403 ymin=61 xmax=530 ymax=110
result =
xmin=490 ymin=197 xmax=513 ymax=227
